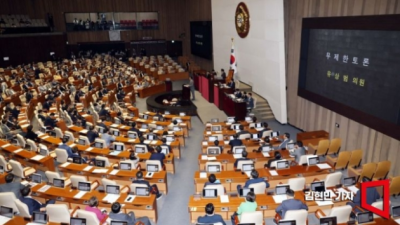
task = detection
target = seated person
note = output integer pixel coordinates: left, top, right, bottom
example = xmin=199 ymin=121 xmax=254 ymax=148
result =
xmin=236 ymin=125 xmax=250 ymax=136
xmin=198 ymin=203 xmax=226 ymax=225
xmin=237 ymin=169 xmax=270 ymax=193
xmin=20 ymin=186 xmax=55 ymax=215
xmin=167 ymin=120 xmax=179 ymax=130
xmin=59 ymin=137 xmax=73 ymax=158
xmin=109 ymin=202 xmax=151 ymax=225
xmin=231 ymin=191 xmax=257 ymax=224
xmin=234 ymin=89 xmax=242 ymax=98
xmin=0 ymin=174 xmax=24 ymax=198
xmin=85 ymin=196 xmax=107 ymax=221
xmin=71 ymin=146 xmax=87 ymax=163
xmin=213 ymin=140 xmax=224 ymax=153
xmin=276 ymin=132 xmax=290 ymax=150
xmin=234 ymin=151 xmax=249 ymax=169
xmin=98 ymin=104 xmax=110 ymax=119
xmin=347 ymin=177 xmax=380 ymax=213
xmin=44 ymin=113 xmax=57 ymax=129
xmin=160 ymin=138 xmax=171 ymax=153
xmin=258 ymin=122 xmax=271 ymax=137
xmin=204 ymin=174 xmax=221 ymax=187
xmin=127 ymin=152 xmax=139 ymax=168
xmin=275 ymin=189 xmax=308 ymax=218
xmin=254 ymin=136 xmax=271 ymax=152
xmin=101 ymin=129 xmax=115 ymax=148
xmin=267 ymin=151 xmax=282 ymax=168
xmin=291 ymin=141 xmax=306 ymax=163
xmin=87 ymin=126 xmax=99 ymax=143
xmin=228 ymin=134 xmax=243 ymax=153
xmin=132 ymin=171 xmax=162 ymax=199
xmin=246 ymin=93 xmax=254 ymax=110
xmin=116 ymin=112 xmax=125 ymax=125
xmin=150 ymin=146 xmax=165 ymax=168
xmin=129 ymin=122 xmax=142 ymax=137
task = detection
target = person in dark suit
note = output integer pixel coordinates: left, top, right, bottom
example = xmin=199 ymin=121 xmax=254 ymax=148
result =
xmin=258 ymin=122 xmax=271 ymax=137
xmin=37 ymin=110 xmax=46 ymax=122
xmin=189 ymin=76 xmax=195 ymax=100
xmin=213 ymin=140 xmax=224 ymax=154
xmin=42 ymin=100 xmax=52 ymax=112
xmin=267 ymin=151 xmax=282 ymax=168
xmin=11 ymin=104 xmax=21 ymax=120
xmin=25 ymin=125 xmax=40 ymax=143
xmin=234 ymin=89 xmax=242 ymax=98
xmin=228 ymin=134 xmax=243 ymax=153
xmin=236 ymin=125 xmax=250 ymax=137
xmin=132 ymin=171 xmax=162 ymax=199
xmin=108 ymin=202 xmax=151 ymax=225
xmin=87 ymin=126 xmax=99 ymax=143
xmin=150 ymin=146 xmax=165 ymax=168
xmin=160 ymin=138 xmax=171 ymax=153
xmin=204 ymin=174 xmax=221 ymax=187
xmin=291 ymin=141 xmax=306 ymax=163
xmin=347 ymin=177 xmax=380 ymax=213
xmin=234 ymin=151 xmax=249 ymax=169
xmin=129 ymin=122 xmax=142 ymax=137
xmin=221 ymin=69 xmax=227 ymax=81
xmin=228 ymin=79 xmax=235 ymax=89
xmin=275 ymin=189 xmax=308 ymax=218
xmin=246 ymin=93 xmax=254 ymax=110
xmin=0 ymin=174 xmax=24 ymax=198
xmin=19 ymin=186 xmax=55 ymax=215
xmin=25 ymin=90 xmax=33 ymax=103
xmin=277 ymin=133 xmax=291 ymax=150
xmin=44 ymin=113 xmax=57 ymax=129
xmin=236 ymin=169 xmax=270 ymax=193
xmin=198 ymin=203 xmax=227 ymax=225
xmin=59 ymin=137 xmax=74 ymax=158
xmin=98 ymin=104 xmax=109 ymax=120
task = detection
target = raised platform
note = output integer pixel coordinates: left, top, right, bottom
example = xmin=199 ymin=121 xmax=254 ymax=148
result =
xmin=146 ymin=90 xmax=197 ymax=116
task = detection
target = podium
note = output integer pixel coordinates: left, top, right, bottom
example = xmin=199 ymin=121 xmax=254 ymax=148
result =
xmin=214 ymin=84 xmax=234 ymax=110
xmin=222 ymin=94 xmax=247 ymax=121
xmin=182 ymin=84 xmax=190 ymax=101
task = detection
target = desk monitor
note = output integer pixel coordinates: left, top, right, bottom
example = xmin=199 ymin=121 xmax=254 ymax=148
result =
xmin=173 ymin=126 xmax=180 ymax=131
xmin=311 ymin=181 xmax=325 ymax=192
xmin=179 ymin=112 xmax=186 ymax=117
xmin=0 ymin=206 xmax=13 ymax=218
xmin=275 ymin=185 xmax=290 ymax=195
xmin=211 ymin=126 xmax=221 ymax=131
xmin=176 ymin=118 xmax=183 ymax=123
xmin=227 ymin=117 xmax=235 ymax=123
xmin=136 ymin=187 xmax=149 ymax=196
xmin=39 ymin=148 xmax=49 ymax=156
xmin=78 ymin=182 xmax=91 ymax=192
xmin=278 ymin=221 xmax=296 ymax=225
xmin=141 ymin=124 xmax=148 ymax=129
xmin=229 ymin=136 xmax=234 ymax=140
xmin=262 ymin=145 xmax=271 ymax=152
xmin=392 ymin=205 xmax=400 ymax=218
xmin=156 ymin=125 xmax=164 ymax=130
xmin=272 ymin=131 xmax=280 ymax=137
xmin=166 ymin=136 xmax=175 ymax=142
xmin=110 ymin=221 xmax=128 ymax=225
xmin=113 ymin=130 xmax=120 ymax=136
xmin=147 ymin=134 xmax=155 ymax=140
xmin=106 ymin=185 xmax=120 ymax=195
xmin=233 ymin=147 xmax=245 ymax=154
xmin=234 ymin=125 xmax=240 ymax=130
xmin=70 ymin=217 xmax=87 ymax=225
xmin=128 ymin=133 xmax=137 ymax=139
xmin=276 ymin=161 xmax=289 ymax=169
xmin=120 ymin=162 xmax=132 ymax=171
xmin=344 ymin=177 xmax=356 ymax=186
xmin=202 ymin=189 xmax=218 ymax=198
xmin=307 ymin=156 xmax=319 ymax=166
xmin=357 ymin=212 xmax=374 ymax=224
xmin=53 ymin=178 xmax=65 ymax=188
xmin=97 ymin=126 xmax=105 ymax=134
xmin=32 ymin=211 xmax=47 ymax=224
xmin=242 ymin=164 xmax=254 ymax=172
xmin=143 ymin=115 xmax=149 ymax=120
xmin=161 ymin=146 xmax=169 ymax=155
xmin=320 ymin=216 xmax=337 ymax=225
xmin=211 ymin=118 xmax=219 ymax=123
xmin=95 ymin=160 xmax=106 ymax=167
xmin=164 ymin=111 xmax=170 ymax=115
xmin=239 ymin=187 xmax=254 ymax=197
xmin=73 ymin=157 xmax=82 ymax=164
xmin=255 ymin=123 xmax=263 ymax=128
xmin=245 ymin=116 xmax=252 ymax=122
xmin=95 ymin=142 xmax=103 ymax=148
xmin=78 ymin=138 xmax=86 ymax=145
xmin=207 ymin=147 xmax=220 ymax=155
xmin=135 ymin=146 xmax=145 ymax=153
xmin=208 ymin=136 xmax=217 ymax=142
xmin=251 ymin=133 xmax=259 ymax=140
xmin=147 ymin=164 xmax=159 ymax=172
xmin=32 ymin=173 xmax=42 ymax=184
xmin=286 ymin=143 xmax=295 ymax=150
xmin=114 ymin=144 xmax=123 ymax=151
xmin=207 ymin=165 xmax=221 ymax=172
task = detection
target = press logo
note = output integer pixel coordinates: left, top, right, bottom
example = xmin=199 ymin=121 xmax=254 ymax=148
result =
xmin=360 ymin=179 xmax=390 ymax=219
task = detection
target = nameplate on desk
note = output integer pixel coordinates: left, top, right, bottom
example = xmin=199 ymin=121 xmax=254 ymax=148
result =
xmin=110 ymin=169 xmax=119 ymax=175
xmin=60 ymin=162 xmax=71 ymax=168
xmin=83 ymin=166 xmax=93 ymax=171
xmin=86 ymin=147 xmax=93 ymax=152
xmin=146 ymin=205 xmax=153 ymax=209
xmin=1 ymin=143 xmax=11 ymax=148
xmin=269 ymin=170 xmax=278 ymax=176
xmin=128 ymin=139 xmax=136 ymax=143
xmin=260 ymin=205 xmax=268 ymax=210
xmin=221 ymin=207 xmax=229 ymax=211
xmin=14 ymin=148 xmax=23 ymax=153
xmin=225 ymin=179 xmax=232 ymax=183
xmin=38 ymin=185 xmax=51 ymax=193
xmin=110 ymin=124 xmax=118 ymax=128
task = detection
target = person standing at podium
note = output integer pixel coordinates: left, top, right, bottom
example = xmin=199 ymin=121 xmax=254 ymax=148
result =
xmin=221 ymin=69 xmax=226 ymax=81
xmin=189 ymin=76 xmax=195 ymax=100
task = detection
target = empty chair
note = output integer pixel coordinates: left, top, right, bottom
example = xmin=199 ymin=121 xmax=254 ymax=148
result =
xmin=146 ymin=160 xmax=163 ymax=172
xmin=55 ymin=148 xmax=68 ymax=163
xmin=308 ymin=139 xmax=330 ymax=156
xmin=0 ymin=192 xmax=19 ymax=214
xmin=203 ymin=184 xmax=225 ymax=196
xmin=371 ymin=201 xmax=391 ymax=218
xmin=54 ymin=127 xmax=63 ymax=138
xmin=78 ymin=136 xmax=90 ymax=146
xmin=237 ymin=160 xmax=254 ymax=171
xmin=94 ymin=138 xmax=107 ymax=149
xmin=14 ymin=199 xmax=30 ymax=218
xmin=288 ymin=177 xmax=306 ymax=191
xmin=26 ymin=139 xmax=37 ymax=152
xmin=348 ymin=162 xmax=376 ymax=182
xmin=45 ymin=171 xmax=61 ymax=184
xmin=64 ymin=131 xmax=75 ymax=142
xmin=240 ymin=211 xmax=263 ymax=225
xmin=389 ymin=176 xmax=400 ymax=196
xmin=261 ymin=130 xmax=273 ymax=138
xmin=95 ymin=156 xmax=110 ymax=167
xmin=46 ymin=204 xmax=73 ymax=223
xmin=70 ymin=175 xmax=87 ymax=188
xmin=373 ymin=161 xmax=391 ymax=180
xmin=326 ymin=151 xmax=351 ymax=170
xmin=326 ymin=138 xmax=341 ymax=155
xmin=249 ymin=182 xmax=266 ymax=194
xmin=0 ymin=155 xmax=12 ymax=172
xmin=16 ymin=134 xmax=26 ymax=148
xmin=315 ymin=205 xmax=352 ymax=224
xmin=76 ymin=210 xmax=101 ymax=224
xmin=278 ymin=209 xmax=308 ymax=225
xmin=324 ymin=172 xmax=342 ymax=188
xmin=347 ymin=149 xmax=363 ymax=168
xmin=9 ymin=160 xmax=36 ymax=178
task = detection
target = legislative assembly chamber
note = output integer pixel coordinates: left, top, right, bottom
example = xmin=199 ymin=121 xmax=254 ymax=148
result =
xmin=0 ymin=0 xmax=399 ymax=225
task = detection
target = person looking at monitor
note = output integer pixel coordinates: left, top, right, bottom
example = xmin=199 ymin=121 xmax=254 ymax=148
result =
xmin=228 ymin=134 xmax=243 ymax=153
xmin=132 ymin=171 xmax=162 ymax=200
xmin=198 ymin=203 xmax=226 ymax=225
xmin=347 ymin=177 xmax=380 ymax=215
xmin=231 ymin=191 xmax=257 ymax=224
xmin=85 ymin=196 xmax=107 ymax=221
xmin=204 ymin=174 xmax=221 ymax=188
xmin=236 ymin=169 xmax=270 ymax=193
xmin=275 ymin=189 xmax=308 ymax=220
xmin=20 ymin=186 xmax=55 ymax=215
xmin=109 ymin=202 xmax=151 ymax=225
xmin=267 ymin=151 xmax=282 ymax=168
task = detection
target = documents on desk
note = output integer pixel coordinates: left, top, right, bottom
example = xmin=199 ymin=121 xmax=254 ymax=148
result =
xmin=139 ymin=129 xmax=147 ymax=132
xmin=167 ymin=131 xmax=174 ymax=135
xmin=61 ymin=162 xmax=71 ymax=168
xmin=224 ymin=141 xmax=229 ymax=145
xmin=207 ymin=156 xmax=217 ymax=161
xmin=80 ymin=129 xmax=88 ymax=134
xmin=86 ymin=147 xmax=93 ymax=151
xmin=93 ymin=169 xmax=108 ymax=173
xmin=347 ymin=185 xmax=359 ymax=193
xmin=38 ymin=185 xmax=51 ymax=193
xmin=0 ymin=216 xmax=11 ymax=224
xmin=31 ymin=155 xmax=45 ymax=161
xmin=316 ymin=163 xmax=331 ymax=169
xmin=200 ymin=172 xmax=207 ymax=178
xmin=128 ymin=139 xmax=136 ymax=143
xmin=144 ymin=140 xmax=151 ymax=144
xmin=273 ymin=195 xmax=287 ymax=203
xmin=316 ymin=200 xmax=334 ymax=206
xmin=262 ymin=152 xmax=270 ymax=157
xmin=83 ymin=166 xmax=93 ymax=171
xmin=110 ymin=169 xmax=119 ymax=175
xmin=269 ymin=170 xmax=278 ymax=176
xmin=220 ymin=195 xmax=229 ymax=203
xmin=395 ymin=218 xmax=400 ymax=225
xmin=151 ymin=141 xmax=158 ymax=145
xmin=14 ymin=148 xmax=23 ymax=153
xmin=145 ymin=172 xmax=154 ymax=178
xmin=206 ymin=132 xmax=211 ymax=135
xmin=166 ymin=141 xmax=171 ymax=145
xmin=109 ymin=151 xmax=120 ymax=156
xmin=111 ymin=124 xmax=118 ymax=128
xmin=202 ymin=141 xmax=208 ymax=146
xmin=233 ymin=154 xmax=242 ymax=159
xmin=74 ymin=191 xmax=87 ymax=199
xmin=103 ymin=194 xmax=120 ymax=203
xmin=1 ymin=143 xmax=10 ymax=148
xmin=69 ymin=143 xmax=77 ymax=148
xmin=201 ymin=155 xmax=208 ymax=160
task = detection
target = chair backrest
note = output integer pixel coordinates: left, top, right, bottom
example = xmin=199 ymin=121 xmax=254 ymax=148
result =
xmin=371 ymin=201 xmax=389 ymax=218
xmin=135 ymin=144 xmax=148 ymax=153
xmin=0 ymin=155 xmax=9 ymax=171
xmin=203 ymin=184 xmax=225 ymax=196
xmin=26 ymin=139 xmax=37 ymax=151
xmin=16 ymin=134 xmax=26 ymax=147
xmin=146 ymin=160 xmax=162 ymax=171
xmin=261 ymin=130 xmax=273 ymax=138
xmin=14 ymin=199 xmax=30 ymax=218
xmin=360 ymin=162 xmax=377 ymax=182
xmin=238 ymin=133 xmax=251 ymax=140
xmin=95 ymin=156 xmax=110 ymax=167
xmin=94 ymin=138 xmax=107 ymax=149
xmin=76 ymin=209 xmax=100 ymax=224
xmin=120 ymin=160 xmax=137 ymax=170
xmin=55 ymin=148 xmax=69 ymax=163
xmin=288 ymin=177 xmax=306 ymax=191
xmin=205 ymin=162 xmax=222 ymax=172
xmin=102 ymin=178 xmax=117 ymax=189
xmin=248 ymin=182 xmax=266 ymax=194
xmin=315 ymin=139 xmax=330 ymax=156
xmin=271 ymin=159 xmax=288 ymax=169
xmin=78 ymin=135 xmax=90 ymax=146
xmin=0 ymin=192 xmax=18 ymax=213
xmin=329 ymin=205 xmax=352 ymax=223
xmin=348 ymin=149 xmax=363 ymax=168
xmin=64 ymin=131 xmax=74 ymax=142
xmin=373 ymin=161 xmax=391 ymax=180
xmin=130 ymin=183 xmax=148 ymax=195
xmin=334 ymin=151 xmax=351 ymax=170
xmin=46 ymin=204 xmax=70 ymax=223
xmin=127 ymin=131 xmax=138 ymax=139
xmin=327 ymin=138 xmax=341 ymax=155
xmin=70 ymin=175 xmax=87 ymax=188
xmin=240 ymin=211 xmax=263 ymax=225
xmin=9 ymin=160 xmax=25 ymax=178
xmin=54 ymin=127 xmax=63 ymax=138
xmin=237 ymin=160 xmax=254 ymax=171
xmin=45 ymin=171 xmax=61 ymax=184
xmin=325 ymin=172 xmax=342 ymax=188
xmin=283 ymin=209 xmax=308 ymax=225
xmin=298 ymin=155 xmax=314 ymax=165
xmin=389 ymin=176 xmax=400 ymax=196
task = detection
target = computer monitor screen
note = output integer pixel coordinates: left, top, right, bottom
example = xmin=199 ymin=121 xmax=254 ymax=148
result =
xmin=320 ymin=216 xmax=337 ymax=225
xmin=357 ymin=212 xmax=373 ymax=224
xmin=32 ymin=173 xmax=42 ymax=184
xmin=255 ymin=123 xmax=263 ymax=128
xmin=239 ymin=187 xmax=254 ymax=197
xmin=233 ymin=147 xmax=244 ymax=154
xmin=392 ymin=205 xmax=400 ymax=217
xmin=143 ymin=115 xmax=149 ymax=120
xmin=136 ymin=187 xmax=149 ymax=196
xmin=156 ymin=125 xmax=164 ymax=130
xmin=202 ymin=189 xmax=217 ymax=198
xmin=211 ymin=118 xmax=219 ymax=123
xmin=161 ymin=146 xmax=169 ymax=155
xmin=141 ymin=124 xmax=148 ymax=129
xmin=277 ymin=161 xmax=289 ymax=169
xmin=272 ymin=131 xmax=280 ymax=137
xmin=211 ymin=126 xmax=221 ymax=131
xmin=278 ymin=220 xmax=296 ymax=225
xmin=207 ymin=165 xmax=220 ymax=172
xmin=234 ymin=125 xmax=240 ymax=130
xmin=166 ymin=136 xmax=175 ymax=142
xmin=73 ymin=157 xmax=82 ymax=164
xmin=245 ymin=116 xmax=252 ymax=122
xmin=227 ymin=117 xmax=235 ymax=123
xmin=78 ymin=182 xmax=91 ymax=191
xmin=110 ymin=221 xmax=128 ymax=225
xmin=164 ymin=111 xmax=170 ymax=115
xmin=33 ymin=212 xmax=47 ymax=224
xmin=53 ymin=178 xmax=64 ymax=188
xmin=252 ymin=134 xmax=258 ymax=139
xmin=95 ymin=160 xmax=106 ymax=167
xmin=120 ymin=163 xmax=131 ymax=171
xmin=147 ymin=135 xmax=155 ymax=140
xmin=286 ymin=143 xmax=295 ymax=150
xmin=173 ymin=126 xmax=180 ymax=131
xmin=308 ymin=156 xmax=319 ymax=165
xmin=70 ymin=217 xmax=87 ymax=225
xmin=311 ymin=181 xmax=325 ymax=192
xmin=343 ymin=177 xmax=356 ymax=186
xmin=98 ymin=127 xmax=105 ymax=134
xmin=262 ymin=145 xmax=271 ymax=152
xmin=79 ymin=139 xmax=86 ymax=145
xmin=135 ymin=147 xmax=145 ymax=153
xmin=0 ymin=206 xmax=13 ymax=218
xmin=114 ymin=144 xmax=123 ymax=151
xmin=106 ymin=185 xmax=120 ymax=194
xmin=207 ymin=148 xmax=220 ymax=155
xmin=147 ymin=164 xmax=159 ymax=172
xmin=95 ymin=142 xmax=103 ymax=148
xmin=208 ymin=136 xmax=217 ymax=142
xmin=39 ymin=148 xmax=48 ymax=156
xmin=179 ymin=112 xmax=186 ymax=116
xmin=128 ymin=133 xmax=137 ymax=138
xmin=242 ymin=164 xmax=254 ymax=171
xmin=113 ymin=130 xmax=120 ymax=136
xmin=275 ymin=185 xmax=290 ymax=195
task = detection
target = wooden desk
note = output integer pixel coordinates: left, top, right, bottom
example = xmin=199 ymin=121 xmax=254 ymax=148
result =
xmin=137 ymin=83 xmax=166 ymax=98
xmin=143 ymin=111 xmax=192 ymax=129
xmin=297 ymin=130 xmax=329 ymax=146
xmin=59 ymin=163 xmax=168 ymax=194
xmin=157 ymin=71 xmax=189 ymax=81
xmin=201 ymin=139 xmax=281 ymax=153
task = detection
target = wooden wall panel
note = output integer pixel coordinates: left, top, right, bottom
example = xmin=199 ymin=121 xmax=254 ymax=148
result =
xmin=285 ymin=0 xmax=400 ymax=176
